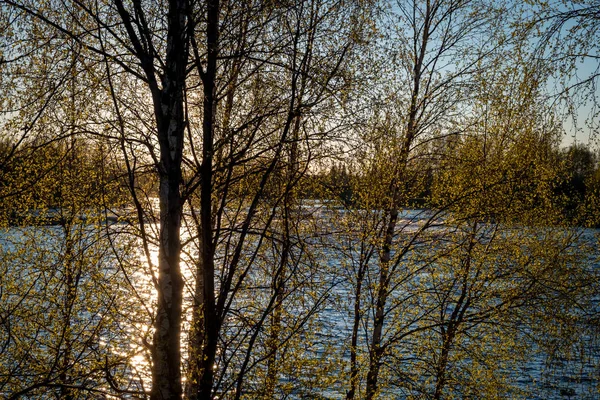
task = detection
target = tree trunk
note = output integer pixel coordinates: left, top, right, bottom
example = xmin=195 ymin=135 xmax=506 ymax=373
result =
xmin=186 ymin=255 xmax=205 ymax=400
xmin=59 ymin=224 xmax=75 ymax=400
xmin=346 ymin=263 xmax=365 ymax=400
xmin=433 ymin=328 xmax=454 ymax=400
xmin=434 ymin=224 xmax=475 ymax=400
xmin=151 ymin=155 xmax=184 ymax=400
xmin=149 ymin=0 xmax=188 ymax=397
xmin=365 ymin=208 xmax=398 ymax=400
xmin=197 ymin=0 xmax=219 ymax=398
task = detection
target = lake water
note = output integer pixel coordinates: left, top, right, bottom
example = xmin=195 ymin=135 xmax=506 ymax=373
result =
xmin=1 ymin=209 xmax=599 ymax=399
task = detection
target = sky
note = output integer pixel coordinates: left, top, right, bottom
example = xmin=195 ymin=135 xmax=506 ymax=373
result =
xmin=538 ymin=1 xmax=600 ymax=148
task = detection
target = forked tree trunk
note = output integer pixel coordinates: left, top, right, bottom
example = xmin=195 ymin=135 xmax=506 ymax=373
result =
xmin=363 ymin=6 xmax=429 ymax=391
xmin=265 ymin=106 xmax=302 ymax=398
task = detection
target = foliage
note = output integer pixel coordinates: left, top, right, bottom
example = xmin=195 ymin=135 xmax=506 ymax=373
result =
xmin=0 ymin=0 xmax=599 ymax=399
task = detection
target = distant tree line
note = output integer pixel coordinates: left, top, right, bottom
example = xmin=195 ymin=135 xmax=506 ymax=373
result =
xmin=308 ymin=142 xmax=600 ymax=227
xmin=0 ymin=138 xmax=131 ymax=225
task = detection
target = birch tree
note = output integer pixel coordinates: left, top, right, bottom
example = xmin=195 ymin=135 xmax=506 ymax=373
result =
xmin=0 ymin=0 xmax=369 ymax=398
xmin=336 ymin=1 xmax=513 ymax=397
